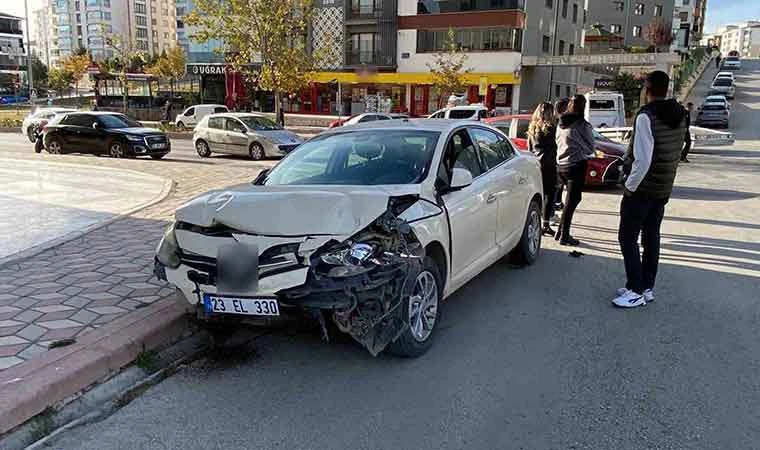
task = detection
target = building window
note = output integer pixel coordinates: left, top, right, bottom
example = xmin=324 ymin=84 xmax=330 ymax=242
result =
xmin=558 ymin=39 xmax=565 ymax=55
xmin=610 ymin=24 xmax=622 ymax=33
xmin=350 ymin=33 xmax=380 ymax=64
xmin=634 ymin=3 xmax=644 ymax=14
xmin=104 ymin=0 xmax=110 ymax=6
xmin=542 ymin=35 xmax=551 ymax=52
xmin=417 ymin=27 xmax=523 ymax=52
xmin=136 ymin=39 xmax=148 ymax=50
xmin=136 ymin=15 xmax=147 ymax=26
xmin=75 ymin=1 xmax=80 ymax=10
xmin=572 ymin=3 xmax=578 ymax=22
xmin=633 ymin=25 xmax=642 ymax=37
xmin=546 ymin=0 xmax=552 ymax=8
xmin=682 ymin=0 xmax=689 ymax=4
xmin=555 ymin=84 xmax=561 ymax=97
xmin=417 ymin=0 xmax=524 ymax=13
xmin=351 ymin=0 xmax=382 ymax=16
xmin=569 ymin=43 xmax=575 ymax=54
xmin=562 ymin=0 xmax=568 ymax=18
xmin=679 ymin=11 xmax=688 ymax=22
xmin=135 ymin=3 xmax=146 ymax=13
xmin=654 ymin=4 xmax=662 ymax=16
xmin=566 ymin=85 xmax=571 ymax=97
xmin=612 ymin=1 xmax=624 ymax=11
xmin=136 ymin=27 xmax=148 ymax=38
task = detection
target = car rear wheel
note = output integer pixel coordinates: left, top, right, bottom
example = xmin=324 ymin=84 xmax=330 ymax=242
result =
xmin=388 ymin=257 xmax=442 ymax=358
xmin=249 ymin=142 xmax=265 ymax=160
xmin=196 ymin=139 xmax=211 ymax=157
xmin=47 ymin=136 xmax=63 ymax=154
xmin=509 ymin=199 xmax=542 ymax=265
xmin=177 ymin=121 xmax=185 ymax=130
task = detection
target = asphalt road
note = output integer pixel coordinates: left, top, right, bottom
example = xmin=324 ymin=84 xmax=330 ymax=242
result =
xmin=40 ymin=61 xmax=760 ymax=450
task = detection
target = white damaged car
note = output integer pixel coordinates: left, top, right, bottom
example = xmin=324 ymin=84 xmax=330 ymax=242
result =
xmin=155 ymin=120 xmax=543 ymax=357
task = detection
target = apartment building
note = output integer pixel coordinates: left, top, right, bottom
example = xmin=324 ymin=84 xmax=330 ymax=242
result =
xmin=176 ymin=0 xmax=223 ymax=63
xmin=587 ymin=0 xmax=676 ymax=48
xmin=0 ymin=12 xmax=27 ymax=85
xmin=37 ymin=0 xmax=177 ymax=64
xmin=33 ymin=2 xmax=55 ymax=66
xmin=671 ymin=0 xmax=706 ymax=51
xmin=712 ymin=22 xmax=760 ymax=58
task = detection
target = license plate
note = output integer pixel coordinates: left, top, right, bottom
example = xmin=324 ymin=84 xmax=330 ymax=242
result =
xmin=151 ymin=143 xmax=167 ymax=149
xmin=203 ymin=294 xmax=279 ymax=316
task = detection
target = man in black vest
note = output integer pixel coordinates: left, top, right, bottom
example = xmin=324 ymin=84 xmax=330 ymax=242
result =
xmin=613 ymin=70 xmax=688 ymax=308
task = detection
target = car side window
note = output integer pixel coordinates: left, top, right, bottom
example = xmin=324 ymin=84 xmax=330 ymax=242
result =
xmin=359 ymin=115 xmax=376 ymax=122
xmin=208 ymin=117 xmax=224 ymax=129
xmin=185 ymin=107 xmax=195 ymax=116
xmin=478 ymin=109 xmax=488 ymax=119
xmin=470 ymin=128 xmax=514 ymax=170
xmin=438 ymin=128 xmax=483 ymax=188
xmin=431 ymin=111 xmax=444 ymax=118
xmin=515 ymin=120 xmax=530 ymax=139
xmin=225 ymin=118 xmax=246 ymax=133
xmin=376 ymin=115 xmax=391 ymax=120
xmin=213 ymin=107 xmax=228 ymax=113
xmin=65 ymin=114 xmax=94 ymax=127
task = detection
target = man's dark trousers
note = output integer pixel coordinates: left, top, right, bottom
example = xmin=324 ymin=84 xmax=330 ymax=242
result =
xmin=618 ymin=193 xmax=668 ymax=294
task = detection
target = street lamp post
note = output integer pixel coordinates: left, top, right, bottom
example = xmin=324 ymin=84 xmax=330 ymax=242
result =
xmin=24 ymin=0 xmax=34 ymax=104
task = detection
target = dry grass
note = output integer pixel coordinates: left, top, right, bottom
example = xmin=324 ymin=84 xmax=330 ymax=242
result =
xmin=0 ymin=109 xmax=29 ymax=120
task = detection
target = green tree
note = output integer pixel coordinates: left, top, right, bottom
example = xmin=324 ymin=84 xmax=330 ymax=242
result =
xmin=31 ymin=55 xmax=49 ymax=87
xmin=61 ymin=53 xmax=91 ymax=100
xmin=145 ymin=46 xmax=187 ymax=97
xmin=100 ymin=30 xmax=145 ymax=113
xmin=47 ymin=68 xmax=74 ymax=96
xmin=612 ymin=72 xmax=644 ymax=117
xmin=427 ymin=28 xmax=472 ymax=108
xmin=186 ymin=0 xmax=326 ymax=119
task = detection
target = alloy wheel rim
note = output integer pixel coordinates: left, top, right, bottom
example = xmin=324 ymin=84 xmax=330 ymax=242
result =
xmin=49 ymin=141 xmax=61 ymax=154
xmin=251 ymin=145 xmax=263 ymax=159
xmin=408 ymin=270 xmax=438 ymax=342
xmin=110 ymin=143 xmax=123 ymax=158
xmin=528 ymin=208 xmax=541 ymax=256
xmin=197 ymin=141 xmax=208 ymax=156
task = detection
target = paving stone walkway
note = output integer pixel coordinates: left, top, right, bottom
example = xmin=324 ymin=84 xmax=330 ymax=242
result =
xmin=0 ymin=152 xmax=271 ymax=370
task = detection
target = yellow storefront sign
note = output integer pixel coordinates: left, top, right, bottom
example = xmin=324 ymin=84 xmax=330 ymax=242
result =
xmin=311 ymin=72 xmax=520 ymax=85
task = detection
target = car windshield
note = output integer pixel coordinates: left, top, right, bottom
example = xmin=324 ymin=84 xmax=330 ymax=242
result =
xmin=713 ymin=79 xmax=732 ymax=86
xmin=238 ymin=116 xmax=282 ymax=131
xmin=261 ymin=130 xmax=440 ymax=186
xmin=589 ymin=99 xmax=616 ymax=110
xmin=99 ymin=114 xmax=142 ymax=128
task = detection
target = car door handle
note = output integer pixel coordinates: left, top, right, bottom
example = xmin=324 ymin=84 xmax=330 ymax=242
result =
xmin=486 ymin=193 xmax=498 ymax=204
xmin=518 ymin=177 xmax=527 ymax=185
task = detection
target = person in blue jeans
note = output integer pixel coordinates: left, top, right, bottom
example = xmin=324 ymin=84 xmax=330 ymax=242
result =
xmin=613 ymin=70 xmax=688 ymax=308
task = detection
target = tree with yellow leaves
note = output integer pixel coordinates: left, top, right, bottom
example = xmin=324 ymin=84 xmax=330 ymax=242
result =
xmin=60 ymin=53 xmax=91 ymax=101
xmin=145 ymin=46 xmax=187 ymax=97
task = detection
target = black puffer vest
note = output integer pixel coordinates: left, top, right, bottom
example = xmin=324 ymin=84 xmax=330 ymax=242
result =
xmin=624 ymin=100 xmax=687 ymax=199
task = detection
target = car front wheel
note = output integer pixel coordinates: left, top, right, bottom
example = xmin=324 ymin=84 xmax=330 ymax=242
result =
xmin=388 ymin=257 xmax=442 ymax=358
xmin=47 ymin=136 xmax=63 ymax=154
xmin=109 ymin=141 xmax=127 ymax=158
xmin=509 ymin=198 xmax=542 ymax=265
xmin=249 ymin=142 xmax=265 ymax=160
xmin=196 ymin=139 xmax=211 ymax=157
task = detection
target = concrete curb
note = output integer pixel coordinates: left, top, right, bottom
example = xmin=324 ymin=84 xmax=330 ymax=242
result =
xmin=0 ymin=161 xmax=174 ymax=268
xmin=0 ymin=295 xmax=192 ymax=435
xmin=678 ymin=56 xmax=714 ymax=103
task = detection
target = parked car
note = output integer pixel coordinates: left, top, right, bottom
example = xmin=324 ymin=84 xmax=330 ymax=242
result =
xmin=175 ymin=104 xmax=228 ymax=129
xmin=21 ymin=107 xmax=77 ymax=142
xmin=709 ymin=77 xmax=735 ymax=99
xmin=721 ymin=55 xmax=741 ymax=70
xmin=714 ymin=71 xmax=735 ymax=82
xmin=43 ymin=111 xmax=171 ymax=159
xmin=584 ymin=91 xmax=626 ymax=128
xmin=155 ymin=120 xmax=543 ymax=357
xmin=427 ymin=104 xmax=489 ymax=120
xmin=193 ymin=113 xmax=304 ymax=160
xmin=695 ymin=102 xmax=730 ymax=128
xmin=484 ymin=114 xmax=625 ymax=186
xmin=328 ymin=112 xmax=394 ymax=128
xmin=702 ymin=94 xmax=730 ymax=110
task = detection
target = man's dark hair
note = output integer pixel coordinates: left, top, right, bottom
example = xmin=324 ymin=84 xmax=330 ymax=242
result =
xmin=568 ymin=94 xmax=586 ymax=115
xmin=646 ymin=70 xmax=670 ymax=98
xmin=554 ymin=97 xmax=570 ymax=115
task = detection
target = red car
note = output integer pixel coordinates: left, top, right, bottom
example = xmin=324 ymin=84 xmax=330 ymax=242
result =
xmin=484 ymin=114 xmax=625 ymax=186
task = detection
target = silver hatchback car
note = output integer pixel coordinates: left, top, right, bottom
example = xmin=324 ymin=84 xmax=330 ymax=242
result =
xmin=193 ymin=113 xmax=304 ymax=160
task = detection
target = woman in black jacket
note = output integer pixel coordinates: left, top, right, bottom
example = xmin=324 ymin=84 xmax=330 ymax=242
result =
xmin=527 ymin=102 xmax=558 ymax=236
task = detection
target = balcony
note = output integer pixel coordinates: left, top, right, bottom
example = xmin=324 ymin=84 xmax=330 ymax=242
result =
xmin=347 ymin=7 xmax=383 ymax=20
xmin=345 ymin=50 xmax=395 ymax=67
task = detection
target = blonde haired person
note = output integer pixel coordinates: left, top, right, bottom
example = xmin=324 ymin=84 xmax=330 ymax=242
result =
xmin=527 ymin=102 xmax=559 ymax=236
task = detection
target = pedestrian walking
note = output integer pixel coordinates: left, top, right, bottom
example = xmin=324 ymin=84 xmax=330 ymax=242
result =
xmin=681 ymin=102 xmax=693 ymax=162
xmin=161 ymin=100 xmax=172 ymax=124
xmin=552 ymin=98 xmax=570 ymax=219
xmin=613 ymin=70 xmax=688 ymax=308
xmin=554 ymin=95 xmax=595 ymax=246
xmin=716 ymin=53 xmax=722 ymax=69
xmin=527 ymin=102 xmax=559 ymax=236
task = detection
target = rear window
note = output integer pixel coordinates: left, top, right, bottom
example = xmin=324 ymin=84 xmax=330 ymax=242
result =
xmin=703 ymin=104 xmax=726 ymax=111
xmin=726 ymin=56 xmax=739 ymax=62
xmin=449 ymin=109 xmax=475 ymax=119
xmin=713 ymin=79 xmax=732 ymax=86
xmin=589 ymin=99 xmax=616 ymax=110
xmin=213 ymin=106 xmax=228 ymax=113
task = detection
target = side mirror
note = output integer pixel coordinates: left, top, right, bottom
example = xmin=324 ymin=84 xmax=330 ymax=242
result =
xmin=448 ymin=167 xmax=474 ymax=192
xmin=92 ymin=122 xmax=101 ymax=129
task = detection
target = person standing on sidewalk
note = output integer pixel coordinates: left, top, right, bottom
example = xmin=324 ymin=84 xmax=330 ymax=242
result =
xmin=715 ymin=53 xmax=722 ymax=69
xmin=681 ymin=102 xmax=693 ymax=162
xmin=612 ymin=70 xmax=688 ymax=308
xmin=555 ymin=95 xmax=595 ymax=246
xmin=552 ymin=98 xmax=570 ymax=219
xmin=527 ymin=102 xmax=559 ymax=236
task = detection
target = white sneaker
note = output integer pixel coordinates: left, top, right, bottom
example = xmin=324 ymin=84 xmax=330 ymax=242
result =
xmin=612 ymin=289 xmax=647 ymax=308
xmin=616 ymin=288 xmax=654 ymax=302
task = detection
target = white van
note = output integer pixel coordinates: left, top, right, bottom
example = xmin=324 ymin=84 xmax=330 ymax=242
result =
xmin=175 ymin=104 xmax=228 ymax=129
xmin=584 ymin=92 xmax=626 ymax=128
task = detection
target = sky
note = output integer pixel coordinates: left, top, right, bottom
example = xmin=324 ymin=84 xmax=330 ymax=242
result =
xmin=2 ymin=0 xmax=757 ymax=39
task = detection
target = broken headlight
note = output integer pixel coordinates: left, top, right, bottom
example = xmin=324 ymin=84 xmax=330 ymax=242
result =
xmin=156 ymin=223 xmax=181 ymax=269
xmin=319 ymin=243 xmax=378 ymax=277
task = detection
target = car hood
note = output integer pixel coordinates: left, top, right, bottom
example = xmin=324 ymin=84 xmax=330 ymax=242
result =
xmin=175 ymin=184 xmax=423 ymax=237
xmin=252 ymin=129 xmax=303 ymax=143
xmin=111 ymin=127 xmax=165 ymax=135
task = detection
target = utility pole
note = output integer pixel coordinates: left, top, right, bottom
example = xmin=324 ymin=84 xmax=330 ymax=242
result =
xmin=24 ymin=0 xmax=34 ymax=104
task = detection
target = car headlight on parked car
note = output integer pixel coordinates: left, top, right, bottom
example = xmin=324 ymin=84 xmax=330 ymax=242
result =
xmin=319 ymin=243 xmax=378 ymax=277
xmin=156 ymin=224 xmax=181 ymax=269
xmin=126 ymin=135 xmax=144 ymax=142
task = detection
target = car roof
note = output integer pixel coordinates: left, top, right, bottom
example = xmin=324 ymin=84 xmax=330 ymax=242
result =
xmin=716 ymin=72 xmax=734 ymax=76
xmin=209 ymin=112 xmax=267 ymax=118
xmin=321 ymin=118 xmax=488 ymax=134
xmin=61 ymin=111 xmax=128 ymax=116
xmin=444 ymin=105 xmax=486 ymax=110
xmin=705 ymin=95 xmax=727 ymax=101
xmin=191 ymin=104 xmax=227 ymax=108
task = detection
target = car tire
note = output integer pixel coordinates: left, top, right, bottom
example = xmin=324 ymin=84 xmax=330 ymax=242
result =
xmin=387 ymin=256 xmax=442 ymax=358
xmin=150 ymin=154 xmax=165 ymax=160
xmin=108 ymin=140 xmax=128 ymax=158
xmin=196 ymin=139 xmax=212 ymax=157
xmin=508 ymin=199 xmax=542 ymax=265
xmin=46 ymin=135 xmax=63 ymax=154
xmin=27 ymin=126 xmax=36 ymax=143
xmin=249 ymin=142 xmax=265 ymax=160
xmin=177 ymin=121 xmax=185 ymax=130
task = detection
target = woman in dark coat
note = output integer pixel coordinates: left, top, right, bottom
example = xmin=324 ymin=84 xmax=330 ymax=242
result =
xmin=527 ymin=102 xmax=559 ymax=236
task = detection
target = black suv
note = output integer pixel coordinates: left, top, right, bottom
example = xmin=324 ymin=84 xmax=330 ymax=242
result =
xmin=43 ymin=112 xmax=171 ymax=159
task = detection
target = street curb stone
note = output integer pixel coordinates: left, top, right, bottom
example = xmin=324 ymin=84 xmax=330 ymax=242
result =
xmin=0 ymin=161 xmax=174 ymax=268
xmin=0 ymin=295 xmax=191 ymax=435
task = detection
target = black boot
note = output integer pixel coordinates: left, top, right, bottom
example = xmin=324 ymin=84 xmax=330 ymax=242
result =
xmin=542 ymin=222 xmax=556 ymax=237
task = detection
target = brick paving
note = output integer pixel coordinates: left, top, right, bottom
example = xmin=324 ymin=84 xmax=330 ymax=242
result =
xmin=0 ymin=150 xmax=274 ymax=370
